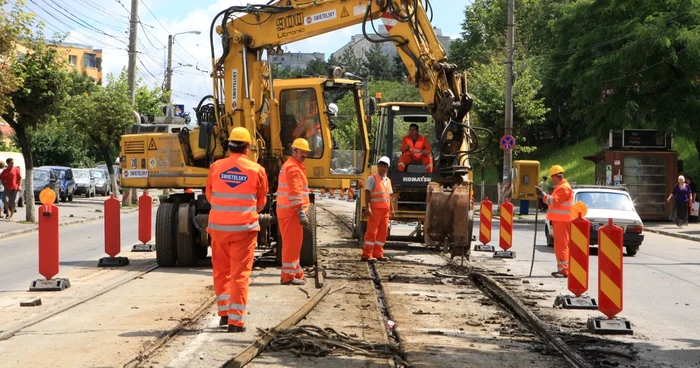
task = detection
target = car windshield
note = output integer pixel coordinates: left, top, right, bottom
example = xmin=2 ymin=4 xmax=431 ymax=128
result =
xmin=52 ymin=169 xmax=65 ymax=179
xmin=575 ymin=192 xmax=635 ymax=211
xmin=91 ymin=170 xmax=105 ymax=179
xmin=33 ymin=170 xmax=49 ymax=181
xmin=74 ymin=170 xmax=89 ymax=179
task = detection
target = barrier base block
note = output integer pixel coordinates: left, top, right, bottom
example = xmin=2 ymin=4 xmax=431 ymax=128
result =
xmin=493 ymin=250 xmax=516 ymax=258
xmin=132 ymin=243 xmax=155 ymax=252
xmin=29 ymin=278 xmax=71 ymax=292
xmin=587 ymin=317 xmax=633 ymax=335
xmin=98 ymin=256 xmax=130 ymax=267
xmin=554 ymin=295 xmax=598 ymax=309
xmin=474 ymin=244 xmax=495 ymax=252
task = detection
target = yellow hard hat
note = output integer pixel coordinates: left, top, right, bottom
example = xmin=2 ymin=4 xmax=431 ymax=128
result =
xmin=549 ymin=165 xmax=564 ymax=177
xmin=228 ymin=127 xmax=252 ymax=144
xmin=291 ymin=138 xmax=311 ymax=152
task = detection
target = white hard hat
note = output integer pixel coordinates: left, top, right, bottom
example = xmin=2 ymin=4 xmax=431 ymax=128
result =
xmin=328 ymin=103 xmax=338 ymax=117
xmin=378 ymin=156 xmax=391 ymax=165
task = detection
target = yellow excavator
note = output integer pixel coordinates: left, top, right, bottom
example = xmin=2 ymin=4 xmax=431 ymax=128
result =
xmin=119 ymin=0 xmax=488 ymax=267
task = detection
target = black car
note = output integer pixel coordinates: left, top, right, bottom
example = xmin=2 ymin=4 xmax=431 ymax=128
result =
xmin=32 ymin=168 xmax=60 ymax=204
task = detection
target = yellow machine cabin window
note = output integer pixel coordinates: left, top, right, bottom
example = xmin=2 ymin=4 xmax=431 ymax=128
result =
xmin=279 ymin=88 xmax=323 ymax=159
xmin=325 ymin=88 xmax=366 ymax=175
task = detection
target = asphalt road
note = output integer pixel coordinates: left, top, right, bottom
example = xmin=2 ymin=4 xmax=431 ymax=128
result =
xmin=0 ymin=211 xmax=155 ymax=292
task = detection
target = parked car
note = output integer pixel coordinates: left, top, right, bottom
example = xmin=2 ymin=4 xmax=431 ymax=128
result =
xmin=0 ymin=151 xmax=25 ymax=207
xmin=544 ymin=185 xmax=644 ymax=256
xmin=90 ymin=168 xmax=111 ymax=196
xmin=97 ymin=164 xmax=121 ymax=193
xmin=40 ymin=166 xmax=76 ymax=202
xmin=73 ymin=169 xmax=96 ymax=197
xmin=32 ymin=168 xmax=60 ymax=204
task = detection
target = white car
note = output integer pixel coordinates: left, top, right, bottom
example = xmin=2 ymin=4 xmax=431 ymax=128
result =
xmin=544 ymin=186 xmax=644 ymax=256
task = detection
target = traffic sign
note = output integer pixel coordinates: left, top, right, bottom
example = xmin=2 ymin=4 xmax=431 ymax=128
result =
xmin=500 ymin=135 xmax=516 ymax=150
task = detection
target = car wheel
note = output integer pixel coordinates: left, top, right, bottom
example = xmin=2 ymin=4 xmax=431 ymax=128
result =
xmin=17 ymin=197 xmax=23 ymax=207
xmin=545 ymin=225 xmax=554 ymax=247
xmin=625 ymin=245 xmax=639 ymax=256
xmin=68 ymin=193 xmax=73 ymax=202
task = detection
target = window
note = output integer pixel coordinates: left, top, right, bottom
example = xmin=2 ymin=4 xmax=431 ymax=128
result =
xmin=324 ymin=87 xmax=366 ymax=175
xmin=575 ymin=192 xmax=635 ymax=211
xmin=84 ymin=53 xmax=97 ymax=68
xmin=279 ymin=88 xmax=323 ymax=159
xmin=69 ymin=55 xmax=77 ymax=66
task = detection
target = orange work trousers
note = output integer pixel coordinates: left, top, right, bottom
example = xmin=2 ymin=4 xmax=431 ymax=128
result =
xmin=397 ymin=154 xmax=433 ymax=173
xmin=362 ymin=208 xmax=390 ymax=258
xmin=552 ymin=220 xmax=570 ymax=275
xmin=279 ymin=214 xmax=304 ymax=283
xmin=211 ymin=231 xmax=257 ymax=327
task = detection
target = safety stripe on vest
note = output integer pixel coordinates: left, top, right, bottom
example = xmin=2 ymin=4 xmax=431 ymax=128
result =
xmin=548 ymin=209 xmax=571 ymax=215
xmin=282 ymin=261 xmax=299 ymax=268
xmin=211 ymin=204 xmax=257 ymax=213
xmin=281 ymin=269 xmax=300 ymax=274
xmin=375 ymin=242 xmax=385 ymax=246
xmin=227 ymin=314 xmax=244 ymax=321
xmin=277 ymin=203 xmax=300 ymax=209
xmin=228 ymin=303 xmax=246 ymax=311
xmin=212 ymin=192 xmax=256 ymax=200
xmin=218 ymin=305 xmax=229 ymax=311
xmin=278 ymin=183 xmax=309 ymax=190
xmin=364 ymin=241 xmax=375 ymax=246
xmin=289 ymin=194 xmax=309 ymax=200
xmin=370 ymin=198 xmax=390 ymax=202
xmin=208 ymin=221 xmax=260 ymax=232
xmin=216 ymin=294 xmax=230 ymax=301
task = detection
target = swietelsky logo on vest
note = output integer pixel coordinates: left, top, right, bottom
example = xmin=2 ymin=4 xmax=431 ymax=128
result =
xmin=221 ymin=167 xmax=249 ymax=188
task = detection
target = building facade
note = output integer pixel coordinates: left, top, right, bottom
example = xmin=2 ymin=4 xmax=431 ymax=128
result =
xmin=53 ymin=42 xmax=103 ymax=84
xmin=270 ymin=51 xmax=325 ymax=71
xmin=333 ymin=26 xmax=452 ymax=63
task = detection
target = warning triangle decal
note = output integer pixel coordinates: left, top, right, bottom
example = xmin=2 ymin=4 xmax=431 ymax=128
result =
xmin=148 ymin=138 xmax=157 ymax=150
xmin=340 ymin=7 xmax=349 ymax=18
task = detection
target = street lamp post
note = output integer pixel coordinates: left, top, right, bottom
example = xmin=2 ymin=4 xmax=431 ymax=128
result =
xmin=166 ymin=30 xmax=200 ymax=103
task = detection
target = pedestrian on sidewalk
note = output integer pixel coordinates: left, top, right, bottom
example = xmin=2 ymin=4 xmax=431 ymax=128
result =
xmin=0 ymin=158 xmax=21 ymax=220
xmin=206 ymin=128 xmax=269 ymax=333
xmin=687 ymin=177 xmax=698 ymax=223
xmin=668 ymin=175 xmax=691 ymax=228
xmin=535 ymin=165 xmax=573 ymax=278
xmin=0 ymin=161 xmax=5 ymax=217
xmin=277 ymin=138 xmax=311 ymax=286
xmin=361 ymin=156 xmax=395 ymax=262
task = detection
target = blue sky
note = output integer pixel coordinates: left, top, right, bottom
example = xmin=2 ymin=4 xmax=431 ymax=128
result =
xmin=20 ymin=0 xmax=471 ymax=112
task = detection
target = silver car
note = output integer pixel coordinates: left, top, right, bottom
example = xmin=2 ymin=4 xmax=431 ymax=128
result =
xmin=90 ymin=168 xmax=111 ymax=196
xmin=73 ymin=169 xmax=96 ymax=197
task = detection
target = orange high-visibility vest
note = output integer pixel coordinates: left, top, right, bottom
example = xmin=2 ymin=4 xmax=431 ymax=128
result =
xmin=277 ymin=157 xmax=310 ymax=218
xmin=369 ymin=173 xmax=391 ymax=210
xmin=401 ymin=134 xmax=431 ymax=161
xmin=207 ymin=154 xmax=266 ymax=233
xmin=545 ymin=179 xmax=574 ymax=222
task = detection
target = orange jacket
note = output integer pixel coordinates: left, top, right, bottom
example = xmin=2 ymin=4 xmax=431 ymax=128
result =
xmin=544 ymin=179 xmax=574 ymax=222
xmin=401 ymin=134 xmax=431 ymax=161
xmin=277 ymin=157 xmax=310 ymax=218
xmin=368 ymin=173 xmax=392 ymax=210
xmin=206 ymin=154 xmax=268 ymax=239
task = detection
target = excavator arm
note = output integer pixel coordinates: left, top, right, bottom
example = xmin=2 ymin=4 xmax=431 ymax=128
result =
xmin=210 ymin=0 xmax=477 ymax=182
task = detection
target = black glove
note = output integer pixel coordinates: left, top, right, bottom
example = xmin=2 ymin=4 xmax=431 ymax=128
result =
xmin=535 ymin=186 xmax=545 ymax=199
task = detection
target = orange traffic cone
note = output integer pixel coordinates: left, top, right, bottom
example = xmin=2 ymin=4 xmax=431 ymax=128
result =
xmin=347 ymin=188 xmax=355 ymax=201
xmin=328 ymin=188 xmax=335 ymax=198
xmin=338 ymin=188 xmax=345 ymax=200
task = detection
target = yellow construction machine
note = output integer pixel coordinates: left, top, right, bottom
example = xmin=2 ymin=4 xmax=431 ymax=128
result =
xmin=119 ymin=0 xmax=488 ymax=267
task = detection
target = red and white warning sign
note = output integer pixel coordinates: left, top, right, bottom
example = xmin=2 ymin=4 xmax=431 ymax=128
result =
xmin=381 ymin=12 xmax=397 ymax=32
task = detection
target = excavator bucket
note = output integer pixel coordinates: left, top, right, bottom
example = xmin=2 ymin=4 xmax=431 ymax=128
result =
xmin=424 ymin=183 xmax=473 ymax=260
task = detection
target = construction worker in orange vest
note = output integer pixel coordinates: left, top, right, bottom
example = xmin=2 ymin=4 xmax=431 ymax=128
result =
xmin=278 ymin=138 xmax=312 ymax=285
xmin=536 ymin=165 xmax=574 ymax=278
xmin=206 ymin=127 xmax=269 ymax=333
xmin=362 ymin=156 xmax=395 ymax=262
xmin=397 ymin=124 xmax=433 ymax=173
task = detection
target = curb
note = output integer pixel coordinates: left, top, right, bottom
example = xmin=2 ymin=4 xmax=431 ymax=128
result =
xmin=644 ymin=227 xmax=700 ymax=243
xmin=1 ymin=207 xmax=142 ymax=240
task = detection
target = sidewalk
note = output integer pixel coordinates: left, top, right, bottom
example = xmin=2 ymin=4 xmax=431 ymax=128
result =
xmin=0 ymin=193 xmax=158 ymax=239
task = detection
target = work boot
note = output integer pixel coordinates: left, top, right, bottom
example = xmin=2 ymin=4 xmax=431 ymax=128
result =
xmin=375 ymin=256 xmax=390 ymax=262
xmin=280 ymin=279 xmax=306 ymax=285
xmin=219 ymin=316 xmax=228 ymax=326
xmin=227 ymin=325 xmax=246 ymax=333
xmin=360 ymin=256 xmax=377 ymax=262
xmin=551 ymin=271 xmax=568 ymax=278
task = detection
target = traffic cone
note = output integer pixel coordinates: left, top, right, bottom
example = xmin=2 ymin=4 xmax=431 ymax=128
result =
xmin=338 ymin=188 xmax=345 ymax=200
xmin=328 ymin=188 xmax=335 ymax=198
xmin=347 ymin=188 xmax=355 ymax=201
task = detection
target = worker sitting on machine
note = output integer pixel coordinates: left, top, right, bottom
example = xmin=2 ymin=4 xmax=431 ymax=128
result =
xmin=397 ymin=124 xmax=433 ymax=173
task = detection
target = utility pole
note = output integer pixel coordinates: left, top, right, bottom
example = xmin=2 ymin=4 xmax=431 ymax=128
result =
xmin=127 ymin=0 xmax=138 ymax=105
xmin=502 ymin=0 xmax=515 ymax=203
xmin=165 ymin=35 xmax=173 ymax=103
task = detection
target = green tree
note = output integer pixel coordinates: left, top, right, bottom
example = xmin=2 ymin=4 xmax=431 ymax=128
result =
xmin=135 ymin=84 xmax=165 ymax=122
xmin=0 ymin=0 xmax=33 ymax=117
xmin=2 ymin=35 xmax=68 ymax=222
xmin=363 ymin=44 xmax=392 ymax=80
xmin=391 ymin=53 xmax=408 ymax=82
xmin=271 ymin=63 xmax=297 ymax=79
xmin=550 ymin=0 xmax=700 ymax=152
xmin=303 ymin=57 xmax=328 ymax=76
xmin=338 ymin=48 xmax=365 ymax=76
xmin=29 ymin=121 xmax=92 ymax=167
xmin=468 ymin=58 xmax=548 ymax=171
xmin=69 ymin=71 xmax=135 ymax=194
